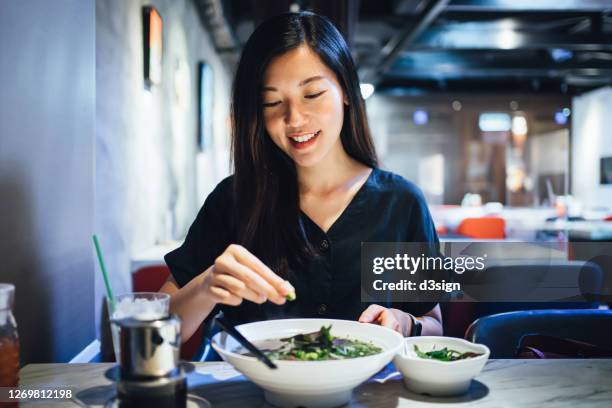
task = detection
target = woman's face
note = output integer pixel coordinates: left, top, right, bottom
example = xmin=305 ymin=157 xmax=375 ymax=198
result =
xmin=261 ymin=45 xmax=347 ymax=168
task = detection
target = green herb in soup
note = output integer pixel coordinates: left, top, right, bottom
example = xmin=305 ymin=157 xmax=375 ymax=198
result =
xmin=259 ymin=325 xmax=383 ymax=361
xmin=414 ymin=345 xmax=483 ymax=362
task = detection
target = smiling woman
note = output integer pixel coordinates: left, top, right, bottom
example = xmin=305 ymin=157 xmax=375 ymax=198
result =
xmin=160 ymin=11 xmax=443 ymax=344
xmin=229 ymin=11 xmax=377 ymax=272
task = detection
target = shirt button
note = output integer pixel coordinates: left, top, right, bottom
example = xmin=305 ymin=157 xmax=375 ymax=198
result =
xmin=319 ymin=239 xmax=329 ymax=252
xmin=317 ymin=303 xmax=328 ymax=315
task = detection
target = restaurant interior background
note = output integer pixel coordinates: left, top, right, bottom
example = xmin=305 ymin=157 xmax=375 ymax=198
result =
xmin=1 ymin=0 xmax=611 ymax=364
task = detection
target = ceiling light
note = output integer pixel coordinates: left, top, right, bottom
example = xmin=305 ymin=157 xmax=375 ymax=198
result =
xmin=555 ymin=111 xmax=568 ymax=125
xmin=512 ymin=115 xmax=528 ymax=136
xmin=413 ymin=109 xmax=428 ymax=126
xmin=479 ymin=113 xmax=511 ymax=132
xmin=497 ymin=30 xmax=520 ymax=50
xmin=360 ymin=83 xmax=375 ymax=100
xmin=551 ymin=49 xmax=573 ymax=62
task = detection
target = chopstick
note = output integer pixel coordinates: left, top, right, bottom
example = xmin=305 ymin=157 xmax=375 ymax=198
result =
xmin=215 ymin=317 xmax=278 ymax=369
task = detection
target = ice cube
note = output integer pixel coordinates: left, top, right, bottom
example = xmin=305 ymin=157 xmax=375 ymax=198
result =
xmin=113 ymin=297 xmax=165 ymax=320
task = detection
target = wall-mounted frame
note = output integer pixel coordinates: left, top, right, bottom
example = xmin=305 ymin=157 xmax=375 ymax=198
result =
xmin=601 ymin=157 xmax=612 ymax=185
xmin=142 ymin=6 xmax=163 ymax=87
xmin=198 ymin=62 xmax=214 ymax=151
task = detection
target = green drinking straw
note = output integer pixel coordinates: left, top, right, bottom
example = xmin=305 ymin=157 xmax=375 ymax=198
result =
xmin=93 ymin=234 xmax=115 ymax=314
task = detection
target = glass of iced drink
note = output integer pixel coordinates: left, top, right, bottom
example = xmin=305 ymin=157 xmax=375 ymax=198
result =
xmin=107 ymin=292 xmax=170 ymax=362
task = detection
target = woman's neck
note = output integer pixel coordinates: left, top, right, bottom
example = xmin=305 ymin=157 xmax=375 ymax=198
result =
xmin=296 ymin=143 xmax=370 ymax=196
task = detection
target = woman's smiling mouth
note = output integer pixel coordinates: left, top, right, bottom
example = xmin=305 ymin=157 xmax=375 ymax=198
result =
xmin=288 ymin=130 xmax=321 ymax=149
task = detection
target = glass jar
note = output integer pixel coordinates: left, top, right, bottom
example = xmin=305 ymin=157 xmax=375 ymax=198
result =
xmin=0 ymin=284 xmax=19 ymax=387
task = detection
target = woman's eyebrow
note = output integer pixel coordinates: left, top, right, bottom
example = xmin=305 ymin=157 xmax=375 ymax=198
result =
xmin=299 ymin=75 xmax=324 ymax=86
xmin=261 ymin=75 xmax=325 ymax=92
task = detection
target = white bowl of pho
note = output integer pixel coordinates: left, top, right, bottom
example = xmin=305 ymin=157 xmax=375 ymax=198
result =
xmin=211 ymin=318 xmax=403 ymax=408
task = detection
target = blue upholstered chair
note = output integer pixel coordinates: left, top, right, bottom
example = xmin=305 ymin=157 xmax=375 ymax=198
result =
xmin=465 ymin=309 xmax=612 ymax=358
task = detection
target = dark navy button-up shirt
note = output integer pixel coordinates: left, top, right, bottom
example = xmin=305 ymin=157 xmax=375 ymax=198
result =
xmin=165 ymin=167 xmax=439 ymax=327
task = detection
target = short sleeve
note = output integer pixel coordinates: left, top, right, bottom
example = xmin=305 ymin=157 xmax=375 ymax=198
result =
xmin=406 ymin=185 xmax=440 ymax=244
xmin=164 ymin=177 xmax=233 ymax=288
xmin=393 ymin=180 xmax=441 ymax=317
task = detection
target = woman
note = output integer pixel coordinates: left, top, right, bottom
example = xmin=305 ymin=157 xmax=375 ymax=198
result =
xmin=160 ymin=11 xmax=443 ymax=343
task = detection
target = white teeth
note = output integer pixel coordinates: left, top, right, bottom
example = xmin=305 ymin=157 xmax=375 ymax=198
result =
xmin=290 ymin=131 xmax=319 ymax=143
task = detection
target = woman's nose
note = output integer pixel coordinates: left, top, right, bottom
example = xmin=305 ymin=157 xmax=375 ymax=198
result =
xmin=284 ymin=102 xmax=306 ymax=127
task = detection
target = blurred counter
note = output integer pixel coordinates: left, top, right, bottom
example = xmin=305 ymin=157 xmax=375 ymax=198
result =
xmin=431 ymin=206 xmax=612 ymax=241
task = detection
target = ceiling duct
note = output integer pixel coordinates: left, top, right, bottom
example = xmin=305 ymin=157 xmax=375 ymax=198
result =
xmin=564 ymin=73 xmax=612 ymax=86
xmin=194 ymin=0 xmax=240 ymax=53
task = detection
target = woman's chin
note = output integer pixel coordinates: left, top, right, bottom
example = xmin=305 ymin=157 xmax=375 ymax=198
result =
xmin=292 ymin=147 xmax=348 ymax=170
xmin=293 ymin=156 xmax=320 ymax=169
xmin=287 ymin=137 xmax=345 ymax=169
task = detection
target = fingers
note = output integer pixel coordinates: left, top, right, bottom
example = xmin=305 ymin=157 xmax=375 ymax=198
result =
xmin=210 ymin=244 xmax=294 ymax=306
xmin=228 ymin=244 xmax=294 ymax=296
xmin=377 ymin=310 xmax=401 ymax=333
xmin=359 ymin=305 xmax=402 ymax=334
xmin=211 ymin=273 xmax=267 ymax=305
xmin=214 ymin=255 xmax=284 ymax=304
xmin=358 ymin=304 xmax=386 ymax=323
xmin=209 ymin=286 xmax=243 ymax=306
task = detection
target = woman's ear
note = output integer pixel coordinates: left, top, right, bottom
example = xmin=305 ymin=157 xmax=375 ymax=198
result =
xmin=344 ymin=97 xmax=349 ymax=106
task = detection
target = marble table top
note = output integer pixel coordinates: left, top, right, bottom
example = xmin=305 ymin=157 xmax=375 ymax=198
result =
xmin=17 ymin=359 xmax=612 ymax=407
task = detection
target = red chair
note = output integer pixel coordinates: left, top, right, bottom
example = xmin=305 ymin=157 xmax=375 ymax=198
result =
xmin=435 ymin=224 xmax=449 ymax=236
xmin=132 ymin=265 xmax=205 ymax=361
xmin=456 ymin=217 xmax=506 ymax=239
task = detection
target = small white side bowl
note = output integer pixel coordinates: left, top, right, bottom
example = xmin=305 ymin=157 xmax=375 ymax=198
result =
xmin=211 ymin=319 xmax=404 ymax=408
xmin=393 ymin=336 xmax=490 ymax=396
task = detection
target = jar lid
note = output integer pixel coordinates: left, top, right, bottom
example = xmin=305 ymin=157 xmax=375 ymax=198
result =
xmin=0 ymin=284 xmax=15 ymax=310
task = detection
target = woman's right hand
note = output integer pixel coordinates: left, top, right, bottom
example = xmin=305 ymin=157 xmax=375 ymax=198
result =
xmin=201 ymin=244 xmax=294 ymax=306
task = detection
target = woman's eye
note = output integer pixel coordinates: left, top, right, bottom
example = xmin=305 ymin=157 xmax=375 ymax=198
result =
xmin=262 ymin=90 xmax=327 ymax=107
xmin=262 ymin=101 xmax=281 ymax=108
xmin=305 ymin=90 xmax=327 ymax=99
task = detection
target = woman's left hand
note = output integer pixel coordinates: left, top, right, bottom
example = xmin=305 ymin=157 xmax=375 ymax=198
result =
xmin=358 ymin=304 xmax=411 ymax=336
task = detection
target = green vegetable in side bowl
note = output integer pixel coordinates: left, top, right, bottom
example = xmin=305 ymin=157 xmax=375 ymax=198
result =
xmin=414 ymin=345 xmax=483 ymax=362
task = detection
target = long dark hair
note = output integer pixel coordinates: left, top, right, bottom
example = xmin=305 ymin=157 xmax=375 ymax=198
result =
xmin=231 ymin=11 xmax=377 ymax=274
